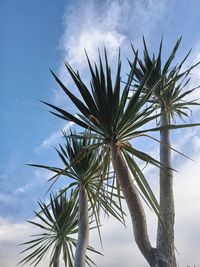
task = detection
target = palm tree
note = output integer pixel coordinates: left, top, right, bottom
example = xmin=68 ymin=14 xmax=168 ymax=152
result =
xmin=19 ymin=191 xmax=100 ymax=267
xmin=131 ymin=37 xmax=200 ymax=266
xmin=25 ymin=132 xmax=124 ymax=267
xmin=41 ymin=49 xmax=177 ymax=266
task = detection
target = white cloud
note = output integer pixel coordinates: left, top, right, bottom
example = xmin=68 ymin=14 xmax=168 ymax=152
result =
xmin=52 ymin=0 xmax=168 ymax=105
xmin=14 ymin=183 xmax=32 ymax=195
xmin=60 ymin=0 xmax=168 ymax=66
xmin=0 ymin=218 xmax=30 ymax=241
xmin=49 ymin=0 xmax=170 ymax=132
xmin=0 ymin=218 xmax=32 ymax=267
xmin=52 ymin=1 xmax=127 ymax=104
xmin=0 ymin=217 xmax=56 ymax=267
xmin=174 ymin=154 xmax=200 ymax=266
xmin=60 ymin=1 xmax=125 ymax=67
xmin=35 ymin=121 xmax=74 ymax=152
xmin=63 ymin=29 xmax=125 ymax=66
xmin=49 ymin=0 xmax=171 ymax=112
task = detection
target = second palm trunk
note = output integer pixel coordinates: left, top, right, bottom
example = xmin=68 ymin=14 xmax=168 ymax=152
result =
xmin=156 ymin=111 xmax=176 ymax=267
xmin=75 ymin=184 xmax=89 ymax=267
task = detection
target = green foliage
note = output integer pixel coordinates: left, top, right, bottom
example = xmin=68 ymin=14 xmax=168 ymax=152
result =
xmin=43 ymin=49 xmax=168 ymax=216
xmin=28 ymin=131 xmax=125 ymax=243
xmin=131 ymin=37 xmax=200 ymax=121
xmin=19 ymin=191 xmax=101 ymax=267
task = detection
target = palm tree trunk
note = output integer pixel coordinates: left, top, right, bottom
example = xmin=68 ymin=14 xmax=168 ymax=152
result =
xmin=156 ymin=110 xmax=176 ymax=267
xmin=74 ymin=183 xmax=89 ymax=267
xmin=52 ymin=245 xmax=60 ymax=267
xmin=111 ymin=144 xmax=158 ymax=266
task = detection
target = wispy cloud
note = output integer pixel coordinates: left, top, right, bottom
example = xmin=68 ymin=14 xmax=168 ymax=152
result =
xmin=0 ymin=217 xmax=52 ymax=267
xmin=0 ymin=217 xmax=32 ymax=266
xmin=49 ymin=0 xmax=177 ymax=119
xmin=52 ymin=0 xmax=168 ymax=104
xmin=35 ymin=121 xmax=74 ymax=152
xmin=60 ymin=0 xmax=168 ymax=65
xmin=60 ymin=1 xmax=126 ymax=67
xmin=0 ymin=217 xmax=30 ymax=241
xmin=14 ymin=183 xmax=32 ymax=195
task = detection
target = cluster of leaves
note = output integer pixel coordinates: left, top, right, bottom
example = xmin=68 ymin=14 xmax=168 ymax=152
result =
xmin=19 ymin=191 xmax=101 ymax=267
xmin=20 ymin=38 xmax=200 ymax=266
xmin=131 ymin=37 xmax=200 ymax=121
xmin=20 ymin=130 xmax=125 ymax=266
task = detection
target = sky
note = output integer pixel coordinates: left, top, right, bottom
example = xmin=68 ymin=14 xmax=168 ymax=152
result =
xmin=1 ymin=0 xmax=200 ymax=266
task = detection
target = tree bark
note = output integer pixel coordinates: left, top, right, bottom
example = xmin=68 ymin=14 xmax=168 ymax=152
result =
xmin=74 ymin=183 xmax=89 ymax=267
xmin=111 ymin=144 xmax=158 ymax=266
xmin=156 ymin=110 xmax=177 ymax=267
xmin=52 ymin=245 xmax=60 ymax=267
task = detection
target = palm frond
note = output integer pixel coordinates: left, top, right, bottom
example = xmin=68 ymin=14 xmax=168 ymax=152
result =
xmin=19 ymin=191 xmax=99 ymax=267
xmin=44 ymin=49 xmax=166 ymax=217
xmin=131 ymin=37 xmax=200 ymax=120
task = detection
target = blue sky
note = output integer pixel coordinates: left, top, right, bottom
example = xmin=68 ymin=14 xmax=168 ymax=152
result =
xmin=1 ymin=0 xmax=200 ymax=266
